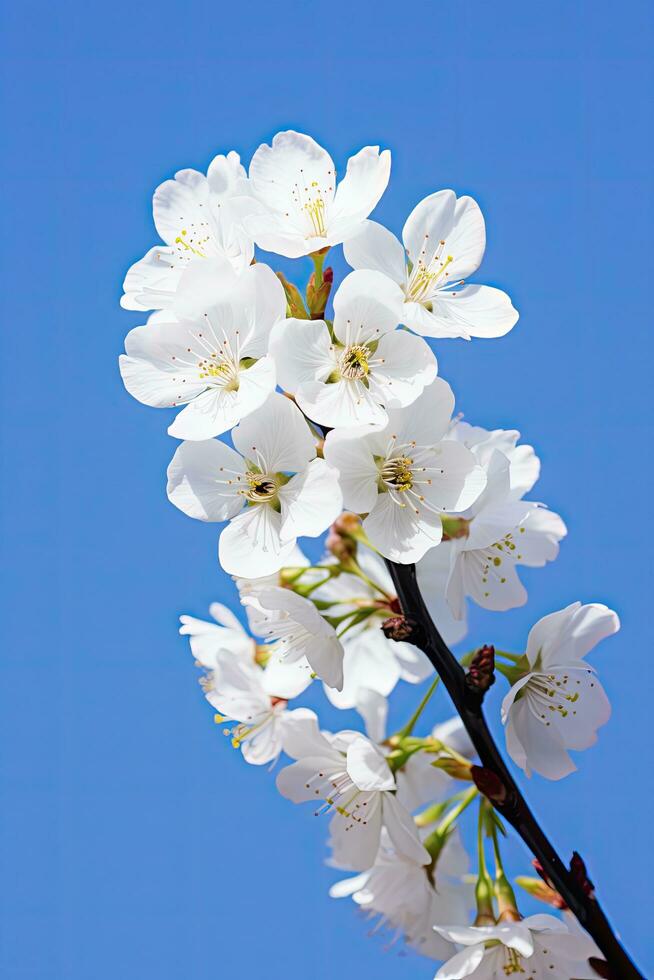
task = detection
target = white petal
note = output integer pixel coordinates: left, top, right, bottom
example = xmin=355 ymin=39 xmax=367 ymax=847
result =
xmin=343 ymin=220 xmax=407 ymax=283
xmin=368 ymin=330 xmax=438 ymax=408
xmin=384 ymin=377 xmax=454 ymax=447
xmin=322 ymin=429 xmax=379 ymax=513
xmin=218 ymin=504 xmax=296 ymax=577
xmin=509 ymin=698 xmax=576 ymax=780
xmin=332 ymin=269 xmax=403 ymax=346
xmin=269 ymin=318 xmax=334 ymax=392
xmin=403 ymin=190 xmax=485 ymax=283
xmin=279 ymin=458 xmax=343 ymax=540
xmin=206 ymin=150 xmax=247 ymax=198
xmin=381 ymin=794 xmax=430 ymax=865
xmin=167 ymin=439 xmax=245 ymax=522
xmin=329 ymin=801 xmax=383 ymax=871
xmin=514 ymin=506 xmax=567 ymax=567
xmin=297 ymin=377 xmax=388 ymax=428
xmin=120 ymin=318 xmax=208 ymax=407
xmin=120 ymin=245 xmax=184 ymax=312
xmin=249 ymin=130 xmax=336 ymax=213
xmin=346 ymin=736 xmax=394 ymax=792
xmin=306 ymin=636 xmax=345 ymax=691
xmin=364 ymin=493 xmax=443 ymax=562
xmin=461 ymin=550 xmax=528 ymax=612
xmin=431 ymin=284 xmax=518 ymax=340
xmin=240 ymin=726 xmax=281 ymax=766
xmin=279 ymin=707 xmax=335 ymax=759
xmin=276 ymin=757 xmax=340 ymax=803
xmin=421 ymin=442 xmax=487 ymax=514
xmin=261 ymin=657 xmax=312 ymax=700
xmin=232 ymin=393 xmax=315 ymax=472
xmin=402 ymin=300 xmax=471 ymax=340
xmin=325 ymin=630 xmax=401 ymax=709
xmin=167 ymin=359 xmax=274 ymax=440
xmin=331 ymin=145 xmax=391 ymax=224
xmin=356 ymin=688 xmax=388 ymax=743
xmin=435 ymin=944 xmax=486 ymax=980
xmin=328 ymin=873 xmax=370 ymax=899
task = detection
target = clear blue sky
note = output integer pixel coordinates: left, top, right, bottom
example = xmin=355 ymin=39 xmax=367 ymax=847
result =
xmin=1 ymin=1 xmax=652 ymax=977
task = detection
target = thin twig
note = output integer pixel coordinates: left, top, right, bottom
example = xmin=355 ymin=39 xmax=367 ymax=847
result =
xmin=384 ymin=559 xmax=643 ymax=980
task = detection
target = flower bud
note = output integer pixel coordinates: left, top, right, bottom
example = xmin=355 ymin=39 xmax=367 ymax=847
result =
xmin=276 ymin=271 xmax=309 ymax=319
xmin=431 ymin=756 xmax=473 ymax=780
xmin=307 ymin=265 xmax=333 ymax=319
xmin=515 ymin=874 xmax=567 ymax=910
xmin=466 ymin=645 xmax=496 ymax=694
xmin=381 ymin=615 xmax=415 ymax=642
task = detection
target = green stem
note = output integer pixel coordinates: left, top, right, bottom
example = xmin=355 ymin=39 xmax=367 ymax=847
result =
xmin=396 ymin=674 xmax=440 ymax=739
xmin=475 ymin=801 xmax=496 ymax=924
xmin=312 ymin=250 xmax=325 ymax=291
xmin=436 ymin=784 xmax=478 ymax=837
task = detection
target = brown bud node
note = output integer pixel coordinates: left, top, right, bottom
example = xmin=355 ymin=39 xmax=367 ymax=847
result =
xmin=570 ymin=851 xmax=595 ymax=899
xmin=466 ymin=645 xmax=496 ymax=693
xmin=381 ymin=615 xmax=415 ymax=642
xmin=471 ymin=765 xmax=507 ymax=805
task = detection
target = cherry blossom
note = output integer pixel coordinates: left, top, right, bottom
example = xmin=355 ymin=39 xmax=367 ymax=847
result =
xmin=242 ymin=131 xmax=391 ymax=257
xmin=166 ymin=393 xmax=342 ymax=577
xmin=344 ymin=189 xmax=518 ymax=340
xmin=324 ymin=380 xmax=486 ymax=562
xmin=501 ymin=602 xmax=617 ymax=780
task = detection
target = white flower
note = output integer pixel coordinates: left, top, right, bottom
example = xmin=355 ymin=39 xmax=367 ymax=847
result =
xmin=204 ymin=650 xmax=311 ymax=766
xmin=166 ymin=393 xmax=342 ymax=578
xmin=242 ymin=131 xmax=391 ymax=258
xmin=442 ymin=427 xmax=566 ymax=617
xmin=434 ymin=914 xmax=598 ymax=979
xmin=121 ymin=152 xmax=255 ymax=311
xmin=417 ymin=539 xmax=469 ymax=647
xmin=330 ymin=829 xmax=471 ymax=961
xmin=501 ymin=602 xmax=617 ymax=780
xmin=119 ymin=262 xmax=285 ymax=440
xmin=270 ymin=269 xmax=437 ymax=427
xmin=241 ymin=586 xmax=345 ymax=691
xmin=276 ymin=709 xmax=429 ymax=871
xmin=343 ymin=189 xmax=518 ymax=340
xmin=179 ymin=601 xmax=254 ymax=665
xmin=324 ymin=379 xmax=486 ymax=562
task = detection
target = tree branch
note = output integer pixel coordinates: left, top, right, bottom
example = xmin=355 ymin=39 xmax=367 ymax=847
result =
xmin=384 ymin=559 xmax=643 ymax=980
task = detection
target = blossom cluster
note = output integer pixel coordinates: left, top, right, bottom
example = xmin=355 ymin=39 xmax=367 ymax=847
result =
xmin=120 ymin=131 xmax=618 ymax=978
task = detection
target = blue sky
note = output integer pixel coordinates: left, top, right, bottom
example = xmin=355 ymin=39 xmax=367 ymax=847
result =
xmin=1 ymin=1 xmax=652 ymax=977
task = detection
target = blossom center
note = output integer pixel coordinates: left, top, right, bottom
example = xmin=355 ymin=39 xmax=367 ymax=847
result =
xmin=339 ymin=344 xmax=370 ymax=380
xmin=406 ymin=240 xmax=455 ymax=303
xmin=174 ymin=227 xmax=209 ymax=258
xmin=291 ymin=179 xmax=331 ymax=238
xmin=526 ymin=671 xmax=581 ymax=722
xmin=198 ymin=354 xmax=240 ymax=391
xmin=501 ymin=947 xmax=525 ymax=975
xmin=244 ymin=472 xmax=279 ymax=503
xmin=381 ymin=456 xmax=414 ymax=492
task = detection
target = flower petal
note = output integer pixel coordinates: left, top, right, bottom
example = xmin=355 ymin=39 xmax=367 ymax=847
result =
xmin=269 ymin=318 xmax=334 ymax=391
xmin=167 ymin=439 xmax=245 ymax=522
xmin=403 ymin=190 xmax=485 ymax=283
xmin=431 ymin=284 xmax=518 ymax=340
xmin=323 ymin=429 xmax=380 ymax=514
xmin=332 ymin=269 xmax=403 ymax=346
xmin=346 ymin=736 xmax=394 ymax=792
xmin=331 ymin=145 xmax=391 ymax=224
xmin=435 ymin=943 xmax=486 ymax=980
xmin=232 ymin=392 xmax=315 ymax=472
xmin=381 ymin=793 xmax=430 ymax=865
xmin=218 ymin=504 xmax=296 ymax=577
xmin=368 ymin=330 xmax=438 ymax=408
xmin=343 ymin=220 xmax=406 ymax=283
xmin=278 ymin=457 xmax=343 ymax=540
xmin=364 ymin=492 xmax=443 ymax=563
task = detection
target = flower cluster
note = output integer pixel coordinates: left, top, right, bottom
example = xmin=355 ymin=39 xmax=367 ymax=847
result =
xmin=120 ymin=131 xmax=618 ymax=976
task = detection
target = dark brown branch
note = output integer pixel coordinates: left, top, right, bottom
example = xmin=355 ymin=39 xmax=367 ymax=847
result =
xmin=384 ymin=559 xmax=643 ymax=980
